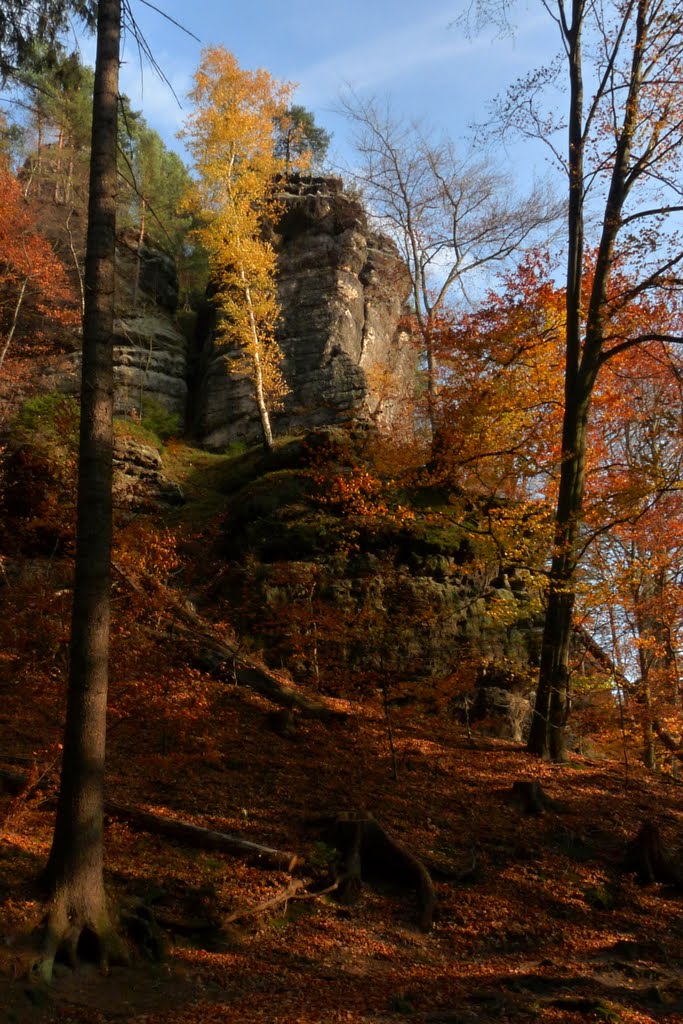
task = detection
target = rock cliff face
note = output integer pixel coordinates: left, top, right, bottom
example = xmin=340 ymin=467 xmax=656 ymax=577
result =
xmin=214 ymin=429 xmax=544 ymax=743
xmin=112 ymin=313 xmax=187 ymax=424
xmin=112 ymin=242 xmax=188 ymax=427
xmin=46 ymin=243 xmax=189 ymax=430
xmin=191 ymin=177 xmax=414 ymax=449
xmin=44 ymin=179 xmax=412 ymax=448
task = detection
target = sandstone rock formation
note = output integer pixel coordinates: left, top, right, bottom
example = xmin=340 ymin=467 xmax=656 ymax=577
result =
xmin=208 ymin=429 xmax=545 ymax=742
xmin=112 ymin=242 xmax=188 ymax=428
xmin=191 ymin=176 xmax=414 ymax=449
xmin=112 ymin=313 xmax=187 ymax=425
xmin=46 ymin=242 xmax=189 ymax=431
xmin=113 ymin=437 xmax=184 ymax=511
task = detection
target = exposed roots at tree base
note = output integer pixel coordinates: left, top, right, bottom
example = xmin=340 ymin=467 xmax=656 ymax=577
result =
xmin=38 ymin=899 xmax=129 ymax=982
xmin=320 ymin=813 xmax=437 ymax=931
xmin=625 ymin=821 xmax=683 ymax=887
xmin=509 ymin=780 xmax=566 ymax=815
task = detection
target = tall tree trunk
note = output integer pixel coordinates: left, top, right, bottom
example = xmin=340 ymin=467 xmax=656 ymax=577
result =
xmin=40 ymin=0 xmax=126 ymax=980
xmin=528 ymin=0 xmax=645 ymax=762
xmin=527 ymin=2 xmax=586 ymax=761
xmin=133 ymin=198 xmax=146 ymax=308
xmin=527 ymin=384 xmax=591 ymax=760
xmin=54 ymin=125 xmax=65 ymax=203
xmin=66 ymin=206 xmax=86 ymax=317
xmin=0 ymin=274 xmax=29 ymax=371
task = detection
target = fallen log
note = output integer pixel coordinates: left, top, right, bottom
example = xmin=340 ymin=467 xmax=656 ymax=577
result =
xmin=0 ymin=768 xmax=28 ymax=794
xmin=104 ymin=801 xmax=300 ymax=873
xmin=1 ymin=770 xmax=300 ymax=872
xmin=112 ymin=561 xmax=347 ymax=724
xmin=198 ymin=643 xmax=346 ymax=723
xmin=0 ymin=760 xmax=59 ymax=801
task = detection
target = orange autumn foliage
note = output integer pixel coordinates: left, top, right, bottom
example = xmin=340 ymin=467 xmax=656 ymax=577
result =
xmin=428 ymin=252 xmax=565 ymax=501
xmin=428 ymin=253 xmax=683 ymax=759
xmin=0 ymin=169 xmax=78 ymax=372
xmin=430 ymin=251 xmax=683 ymax=523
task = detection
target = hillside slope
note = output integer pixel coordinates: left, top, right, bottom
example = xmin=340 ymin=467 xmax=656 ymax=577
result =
xmin=1 ymin=434 xmax=683 ymax=1024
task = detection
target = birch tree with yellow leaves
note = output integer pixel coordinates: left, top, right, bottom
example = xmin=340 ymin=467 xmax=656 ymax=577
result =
xmin=181 ymin=47 xmax=296 ymax=449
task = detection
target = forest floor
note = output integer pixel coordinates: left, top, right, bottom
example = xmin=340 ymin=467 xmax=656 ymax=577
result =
xmin=1 ymin=438 xmax=683 ymax=1023
xmin=2 ymin=673 xmax=683 ymax=1024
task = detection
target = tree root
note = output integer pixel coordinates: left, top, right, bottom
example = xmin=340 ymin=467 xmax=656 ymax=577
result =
xmin=625 ymin=820 xmax=683 ymax=886
xmin=323 ymin=814 xmax=437 ymax=931
xmin=510 ymin=780 xmax=565 ymax=815
xmin=39 ymin=897 xmax=129 ymax=983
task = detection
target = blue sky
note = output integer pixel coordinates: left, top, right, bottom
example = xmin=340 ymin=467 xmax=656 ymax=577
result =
xmin=75 ymin=0 xmax=562 ymax=185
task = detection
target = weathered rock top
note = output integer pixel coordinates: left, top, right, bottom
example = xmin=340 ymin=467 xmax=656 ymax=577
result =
xmin=191 ymin=175 xmax=414 ymax=450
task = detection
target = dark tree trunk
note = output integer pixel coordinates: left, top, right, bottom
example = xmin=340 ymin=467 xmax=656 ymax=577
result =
xmin=40 ymin=0 xmax=125 ymax=980
xmin=527 ymin=0 xmax=645 ymax=761
xmin=626 ymin=821 xmax=683 ymax=886
xmin=330 ymin=815 xmax=436 ymax=931
xmin=527 ymin=3 xmax=586 ymax=762
xmin=527 ymin=391 xmax=591 ymax=761
xmin=510 ymin=780 xmax=565 ymax=815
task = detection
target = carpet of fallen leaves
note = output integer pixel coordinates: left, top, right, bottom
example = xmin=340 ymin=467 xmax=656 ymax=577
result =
xmin=2 ymin=659 xmax=683 ymax=1024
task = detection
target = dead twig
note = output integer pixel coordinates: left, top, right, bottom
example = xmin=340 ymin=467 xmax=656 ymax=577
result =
xmin=223 ymin=878 xmax=344 ymax=924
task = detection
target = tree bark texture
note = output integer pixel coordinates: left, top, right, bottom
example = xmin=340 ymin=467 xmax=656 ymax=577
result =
xmin=527 ymin=2 xmax=586 ymax=761
xmin=527 ymin=388 xmax=592 ymax=761
xmin=41 ymin=0 xmax=125 ymax=979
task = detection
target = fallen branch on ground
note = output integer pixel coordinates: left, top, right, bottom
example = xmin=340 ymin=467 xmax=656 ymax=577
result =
xmin=113 ymin=561 xmax=348 ymax=723
xmin=105 ymin=801 xmax=300 ymax=872
xmin=224 ymin=878 xmax=343 ymax=924
xmin=1 ymin=770 xmax=300 ymax=872
xmin=224 ymin=879 xmax=306 ymax=922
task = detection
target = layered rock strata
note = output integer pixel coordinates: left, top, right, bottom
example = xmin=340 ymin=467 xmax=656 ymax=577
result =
xmin=112 ymin=243 xmax=188 ymax=428
xmin=113 ymin=313 xmax=187 ymax=424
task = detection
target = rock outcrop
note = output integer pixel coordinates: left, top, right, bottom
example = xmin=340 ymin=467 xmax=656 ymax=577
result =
xmin=191 ymin=176 xmax=414 ymax=449
xmin=113 ymin=437 xmax=185 ymax=510
xmin=112 ymin=313 xmax=187 ymax=425
xmin=37 ymin=179 xmax=412 ymax=450
xmin=209 ymin=430 xmax=545 ymax=741
xmin=112 ymin=242 xmax=188 ymax=428
xmin=47 ymin=242 xmax=189 ymax=431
